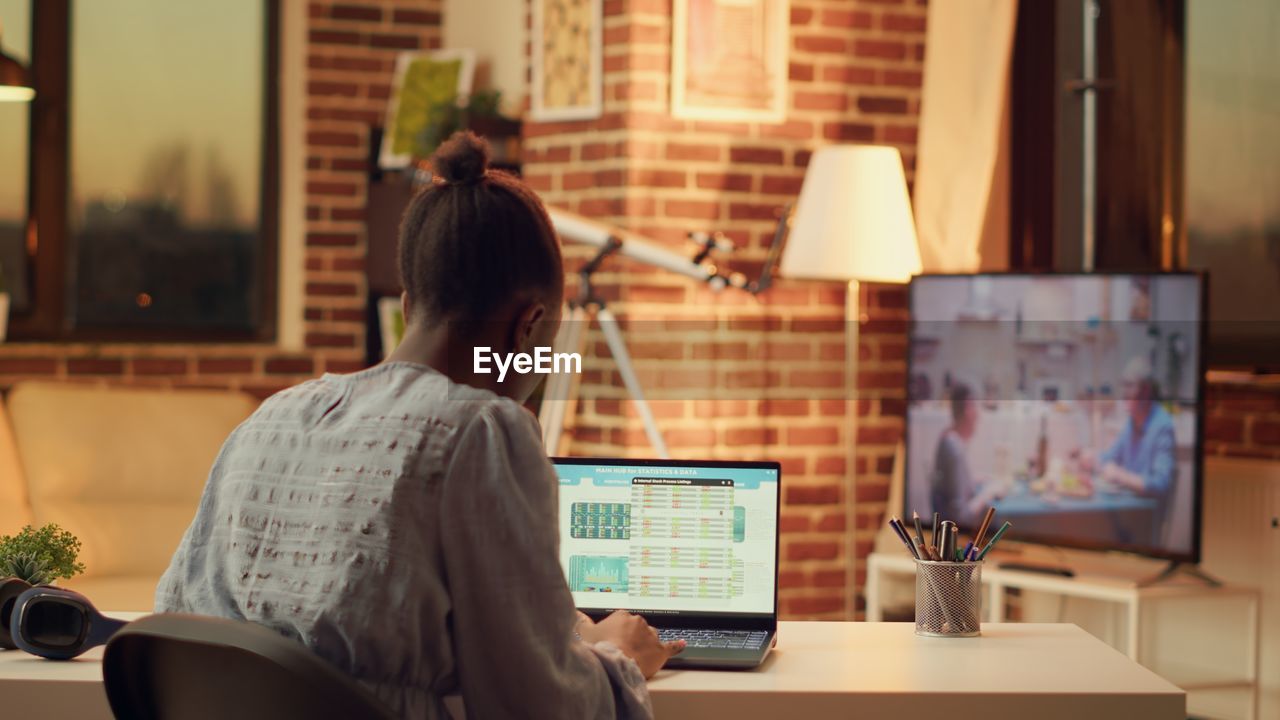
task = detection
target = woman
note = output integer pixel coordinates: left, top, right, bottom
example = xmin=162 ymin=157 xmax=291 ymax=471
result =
xmin=157 ymin=132 xmax=681 ymax=718
xmin=930 ymin=382 xmax=1002 ymax=528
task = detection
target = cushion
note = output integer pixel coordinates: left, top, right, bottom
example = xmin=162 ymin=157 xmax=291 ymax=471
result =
xmin=6 ymin=382 xmax=256 ymax=579
xmin=58 ymin=574 xmax=159 ymax=613
xmin=0 ymin=397 xmax=34 ymax=536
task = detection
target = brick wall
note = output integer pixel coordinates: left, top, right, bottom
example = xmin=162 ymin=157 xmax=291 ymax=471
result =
xmin=524 ymin=0 xmax=927 ymax=619
xmin=1204 ymin=383 xmax=1280 ymax=460
xmin=2 ymin=0 xmax=1275 ymax=625
xmin=0 ymin=0 xmax=443 ymax=399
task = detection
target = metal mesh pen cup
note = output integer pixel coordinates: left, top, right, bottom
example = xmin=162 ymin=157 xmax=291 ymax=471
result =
xmin=914 ymin=559 xmax=982 ymax=638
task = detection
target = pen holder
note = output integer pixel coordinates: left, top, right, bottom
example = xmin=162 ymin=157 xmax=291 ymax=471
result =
xmin=914 ymin=559 xmax=982 ymax=638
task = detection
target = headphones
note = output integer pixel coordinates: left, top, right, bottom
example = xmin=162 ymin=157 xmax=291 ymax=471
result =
xmin=6 ymin=585 xmax=129 ymax=660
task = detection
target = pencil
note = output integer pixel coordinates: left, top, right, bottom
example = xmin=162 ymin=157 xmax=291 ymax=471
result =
xmin=912 ymin=511 xmax=927 ymax=549
xmin=976 ymin=521 xmax=1013 ymax=561
xmin=970 ymin=507 xmax=996 ymax=560
xmin=889 ymin=517 xmax=920 ymax=559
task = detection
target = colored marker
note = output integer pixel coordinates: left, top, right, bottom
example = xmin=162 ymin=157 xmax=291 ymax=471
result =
xmin=976 ymin=521 xmax=1013 ymax=561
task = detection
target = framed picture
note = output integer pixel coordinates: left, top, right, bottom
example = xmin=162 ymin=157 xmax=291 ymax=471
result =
xmin=672 ymin=0 xmax=789 ymax=123
xmin=531 ymin=0 xmax=603 ymax=121
xmin=379 ymin=49 xmax=476 ymax=169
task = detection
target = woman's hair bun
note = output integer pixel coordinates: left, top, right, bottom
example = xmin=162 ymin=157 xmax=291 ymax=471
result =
xmin=431 ymin=130 xmax=491 ymax=184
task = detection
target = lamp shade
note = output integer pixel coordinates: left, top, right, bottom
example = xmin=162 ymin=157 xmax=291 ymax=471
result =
xmin=0 ymin=26 xmax=34 ymax=103
xmin=781 ymin=145 xmax=921 ymax=283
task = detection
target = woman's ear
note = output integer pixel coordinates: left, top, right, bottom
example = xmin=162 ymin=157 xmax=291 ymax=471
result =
xmin=509 ymin=301 xmax=547 ymax=353
xmin=400 ymin=291 xmax=411 ymax=326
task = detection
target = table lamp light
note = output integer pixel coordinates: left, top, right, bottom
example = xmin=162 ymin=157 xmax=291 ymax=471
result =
xmin=780 ymin=144 xmax=922 ymax=618
xmin=0 ymin=20 xmax=34 ymax=103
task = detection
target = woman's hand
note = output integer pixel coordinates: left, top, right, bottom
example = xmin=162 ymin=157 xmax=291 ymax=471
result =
xmin=574 ymin=611 xmax=600 ymax=643
xmin=1101 ymin=462 xmax=1144 ymax=493
xmin=583 ymin=610 xmax=684 ymax=678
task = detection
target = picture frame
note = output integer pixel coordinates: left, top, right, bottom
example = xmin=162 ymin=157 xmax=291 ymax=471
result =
xmin=531 ymin=0 xmax=603 ymax=122
xmin=379 ymin=49 xmax=477 ymax=169
xmin=672 ymin=0 xmax=789 ymax=123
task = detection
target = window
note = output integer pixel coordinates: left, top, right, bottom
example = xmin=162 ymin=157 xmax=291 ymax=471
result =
xmin=5 ymin=0 xmax=278 ymax=342
xmin=1183 ymin=0 xmax=1280 ymax=367
xmin=1009 ymin=0 xmax=1280 ymax=368
xmin=1009 ymin=0 xmax=1183 ymax=274
xmin=0 ymin=0 xmax=31 ymax=311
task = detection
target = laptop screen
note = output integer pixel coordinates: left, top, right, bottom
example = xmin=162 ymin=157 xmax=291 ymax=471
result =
xmin=553 ymin=458 xmax=780 ymax=618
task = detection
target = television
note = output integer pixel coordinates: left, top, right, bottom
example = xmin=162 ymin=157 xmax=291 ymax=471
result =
xmin=904 ymin=273 xmax=1206 ymax=563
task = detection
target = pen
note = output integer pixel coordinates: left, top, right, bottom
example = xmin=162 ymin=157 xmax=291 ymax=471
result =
xmin=904 ymin=519 xmax=930 ymax=560
xmin=939 ymin=521 xmax=954 ymax=560
xmin=889 ymin=517 xmax=920 ymax=559
xmin=971 ymin=507 xmax=996 ymax=559
xmin=962 ymin=541 xmax=973 ymax=562
xmin=898 ymin=518 xmax=922 ymax=560
xmin=976 ymin=521 xmax=1013 ymax=561
xmin=913 ymin=512 xmax=939 ymax=560
xmin=930 ymin=511 xmax=940 ymax=552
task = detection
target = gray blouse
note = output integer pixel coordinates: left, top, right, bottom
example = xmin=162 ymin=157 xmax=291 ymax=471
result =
xmin=156 ymin=362 xmax=650 ymax=719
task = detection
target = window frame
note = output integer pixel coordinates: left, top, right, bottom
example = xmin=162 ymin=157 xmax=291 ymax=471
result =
xmin=1009 ymin=0 xmax=1185 ymax=274
xmin=1010 ymin=0 xmax=1280 ymax=370
xmin=9 ymin=0 xmax=280 ymax=343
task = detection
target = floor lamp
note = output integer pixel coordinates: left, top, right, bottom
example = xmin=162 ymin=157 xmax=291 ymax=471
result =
xmin=780 ymin=146 xmax=922 ymax=619
xmin=0 ymin=19 xmax=35 ymax=103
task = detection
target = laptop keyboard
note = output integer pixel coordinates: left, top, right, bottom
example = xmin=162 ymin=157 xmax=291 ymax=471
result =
xmin=657 ymin=628 xmax=769 ymax=650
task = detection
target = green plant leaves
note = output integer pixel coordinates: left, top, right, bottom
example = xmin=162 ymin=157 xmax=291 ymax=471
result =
xmin=0 ymin=524 xmax=86 ymax=585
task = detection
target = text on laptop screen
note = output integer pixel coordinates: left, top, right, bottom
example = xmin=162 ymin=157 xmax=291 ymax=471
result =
xmin=554 ymin=460 xmax=779 ymax=616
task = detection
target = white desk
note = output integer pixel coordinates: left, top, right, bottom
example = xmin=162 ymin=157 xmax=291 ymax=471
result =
xmin=1 ymin=618 xmax=1183 ymax=719
xmin=866 ymin=551 xmax=1262 ymax=718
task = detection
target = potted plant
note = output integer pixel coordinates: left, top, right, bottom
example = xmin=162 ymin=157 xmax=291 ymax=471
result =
xmin=0 ymin=524 xmax=86 ymax=649
xmin=416 ymin=90 xmax=521 ymax=169
xmin=0 ymin=523 xmax=85 ymax=586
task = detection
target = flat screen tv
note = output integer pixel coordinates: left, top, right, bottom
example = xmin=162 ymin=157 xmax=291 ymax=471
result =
xmin=905 ymin=273 xmax=1206 ymax=563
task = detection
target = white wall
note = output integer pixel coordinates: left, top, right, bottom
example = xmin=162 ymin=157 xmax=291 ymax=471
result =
xmin=443 ymin=0 xmax=527 ymax=115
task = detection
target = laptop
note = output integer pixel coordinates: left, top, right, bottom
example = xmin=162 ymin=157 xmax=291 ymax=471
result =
xmin=552 ymin=457 xmax=780 ymax=670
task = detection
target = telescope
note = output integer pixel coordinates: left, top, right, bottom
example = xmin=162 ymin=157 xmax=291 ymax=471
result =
xmin=547 ymin=207 xmax=783 ymax=294
xmin=539 ymin=206 xmax=789 ymax=458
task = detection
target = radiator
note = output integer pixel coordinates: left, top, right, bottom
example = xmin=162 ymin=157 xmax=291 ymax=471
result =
xmin=1201 ymin=457 xmax=1280 ymax=719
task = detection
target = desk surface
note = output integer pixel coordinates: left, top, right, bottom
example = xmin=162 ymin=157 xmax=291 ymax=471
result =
xmin=649 ymin=622 xmax=1182 ymax=719
xmin=1 ymin=618 xmax=1183 ymax=720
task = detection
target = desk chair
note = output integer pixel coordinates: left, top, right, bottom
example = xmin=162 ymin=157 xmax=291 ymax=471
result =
xmin=102 ymin=614 xmax=395 ymax=720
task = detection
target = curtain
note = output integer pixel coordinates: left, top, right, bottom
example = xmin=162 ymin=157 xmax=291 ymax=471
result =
xmin=913 ymin=0 xmax=1019 ymax=272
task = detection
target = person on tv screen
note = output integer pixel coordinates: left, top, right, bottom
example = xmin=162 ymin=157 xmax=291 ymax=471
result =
xmin=930 ymin=382 xmax=1002 ymax=527
xmin=1081 ymin=357 xmax=1176 ymax=502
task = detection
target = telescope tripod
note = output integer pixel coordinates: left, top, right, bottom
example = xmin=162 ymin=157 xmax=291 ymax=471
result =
xmin=539 ymin=238 xmax=670 ymax=458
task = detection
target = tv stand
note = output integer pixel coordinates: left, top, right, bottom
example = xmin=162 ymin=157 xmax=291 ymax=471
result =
xmin=1137 ymin=561 xmax=1222 ymax=588
xmin=996 ymin=561 xmax=1076 ymax=578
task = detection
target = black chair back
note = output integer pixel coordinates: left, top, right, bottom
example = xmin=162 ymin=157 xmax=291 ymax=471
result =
xmin=102 ymin=613 xmax=395 ymax=720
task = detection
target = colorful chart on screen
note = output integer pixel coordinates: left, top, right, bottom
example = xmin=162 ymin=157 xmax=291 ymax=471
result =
xmin=555 ymin=460 xmax=778 ymax=616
